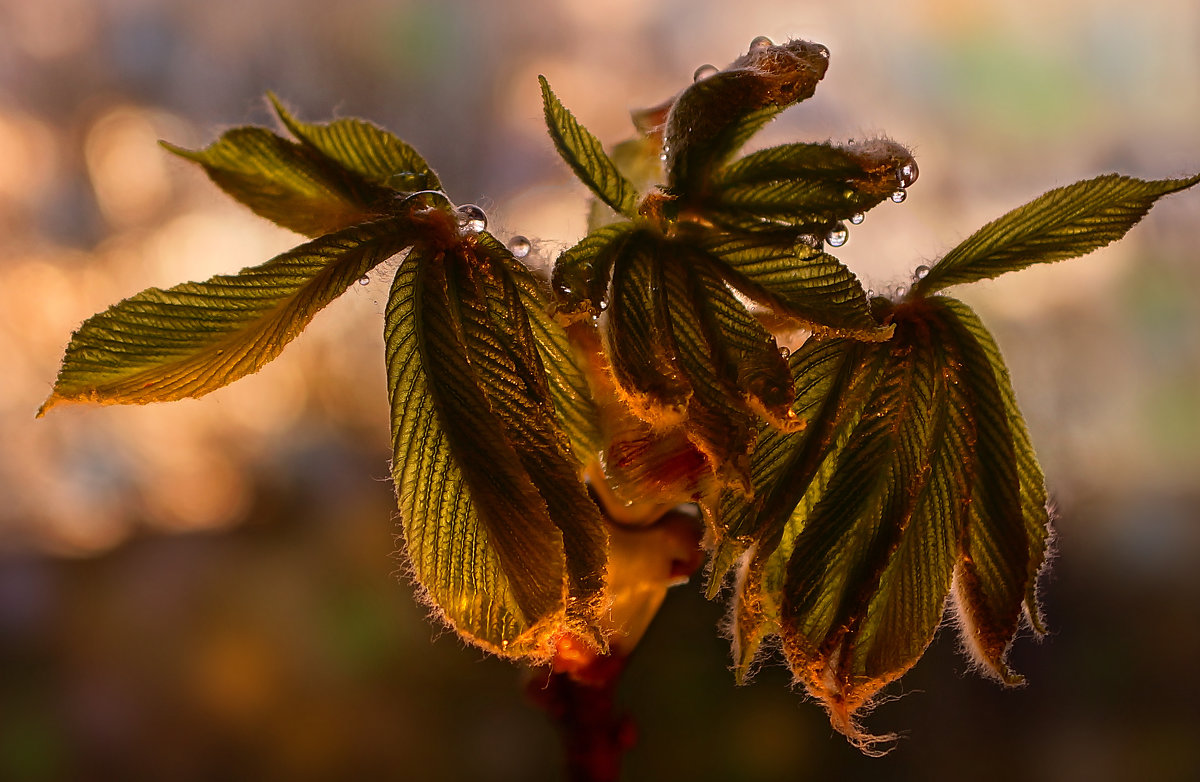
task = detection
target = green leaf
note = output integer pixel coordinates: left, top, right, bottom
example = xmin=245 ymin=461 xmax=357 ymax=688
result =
xmin=701 ymin=233 xmax=889 ymax=340
xmin=935 ymin=297 xmax=1051 ymax=660
xmin=539 ymin=76 xmax=640 ymax=219
xmin=551 ymin=222 xmax=637 ymax=320
xmin=162 ymin=129 xmax=393 ymax=238
xmin=386 ymin=239 xmax=606 ymax=656
xmin=707 ymin=140 xmax=915 ymax=233
xmin=268 ymin=93 xmax=441 ymax=193
xmin=913 ymin=172 xmax=1200 ymax=295
xmin=665 ymin=39 xmax=831 ymax=196
xmin=777 ymin=305 xmax=973 ymax=750
xmin=40 ymin=217 xmax=413 ymax=415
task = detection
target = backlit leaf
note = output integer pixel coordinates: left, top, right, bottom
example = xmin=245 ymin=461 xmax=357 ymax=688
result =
xmin=386 ymin=239 xmax=607 ymax=656
xmin=162 ymin=129 xmax=392 ymax=238
xmin=913 ymin=173 xmax=1200 ymax=295
xmin=268 ymin=93 xmax=440 ymax=193
xmin=41 ymin=217 xmax=413 ymax=415
xmin=540 ymin=76 xmax=640 ymax=219
xmin=665 ymin=39 xmax=830 ymax=196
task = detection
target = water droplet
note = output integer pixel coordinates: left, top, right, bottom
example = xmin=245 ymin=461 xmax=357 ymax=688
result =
xmin=894 ymin=284 xmax=908 ymax=297
xmin=866 ymin=289 xmax=876 ymax=298
xmin=890 ymin=189 xmax=908 ymax=204
xmin=358 ymin=275 xmax=371 ymax=286
xmin=914 ymin=265 xmax=930 ymax=280
xmin=849 ymin=212 xmax=865 ymax=225
xmin=455 ymin=204 xmax=487 ymax=234
xmin=693 ymin=63 xmax=719 ymax=82
xmin=508 ymin=235 xmax=531 ymax=258
xmin=897 ymin=161 xmax=919 ymax=189
xmin=778 ymin=345 xmax=791 ymax=359
xmin=826 ymin=222 xmax=849 ymax=247
xmin=749 ymin=35 xmax=774 ymax=52
xmin=598 ymin=299 xmax=609 ymax=312
xmin=816 ymin=44 xmax=830 ymax=59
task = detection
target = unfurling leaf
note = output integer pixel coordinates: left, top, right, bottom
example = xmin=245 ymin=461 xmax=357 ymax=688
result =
xmin=540 ymin=76 xmax=641 ymax=219
xmin=386 ymin=235 xmax=607 ymax=657
xmin=40 ymin=217 xmax=413 ymax=415
xmin=665 ymin=38 xmax=831 ymax=196
xmin=707 ymin=139 xmax=916 ymax=234
xmin=701 ymin=232 xmax=889 ymax=340
xmin=913 ymin=172 xmax=1200 ymax=295
xmin=267 ymin=93 xmax=441 ymax=194
xmin=718 ymin=296 xmax=1051 ymax=750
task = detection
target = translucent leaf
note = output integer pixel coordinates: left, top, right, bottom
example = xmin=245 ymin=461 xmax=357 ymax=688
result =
xmin=701 ymin=233 xmax=889 ymax=340
xmin=540 ymin=76 xmax=640 ymax=219
xmin=386 ymin=240 xmax=606 ymax=656
xmin=40 ymin=217 xmax=412 ymax=415
xmin=913 ymin=172 xmax=1200 ymax=295
xmin=777 ymin=306 xmax=972 ymax=750
xmin=551 ymin=222 xmax=637 ymax=320
xmin=936 ymin=297 xmax=1051 ymax=659
xmin=268 ymin=93 xmax=440 ymax=193
xmin=665 ymin=39 xmax=831 ymax=196
xmin=708 ymin=140 xmax=915 ymax=233
xmin=162 ymin=130 xmax=392 ymax=238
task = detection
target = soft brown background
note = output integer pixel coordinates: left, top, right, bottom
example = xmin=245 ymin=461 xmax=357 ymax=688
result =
xmin=2 ymin=1 xmax=1199 ymax=780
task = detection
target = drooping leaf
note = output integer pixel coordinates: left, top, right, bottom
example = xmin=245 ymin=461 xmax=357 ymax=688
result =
xmin=268 ymin=93 xmax=440 ymax=193
xmin=665 ymin=38 xmax=831 ymax=196
xmin=777 ymin=303 xmax=974 ymax=750
xmin=162 ymin=130 xmax=393 ymax=238
xmin=935 ymin=297 xmax=1051 ymax=662
xmin=40 ymin=217 xmax=413 ymax=415
xmin=701 ymin=232 xmax=889 ymax=340
xmin=551 ymin=222 xmax=638 ymax=320
xmin=540 ymin=76 xmax=641 ymax=219
xmin=913 ymin=172 xmax=1200 ymax=295
xmin=707 ymin=139 xmax=915 ymax=233
xmin=386 ymin=239 xmax=607 ymax=656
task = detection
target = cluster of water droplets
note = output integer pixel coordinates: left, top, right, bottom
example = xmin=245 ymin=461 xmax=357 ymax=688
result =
xmin=891 ymin=161 xmax=918 ymax=204
xmin=455 ymin=203 xmax=488 ymax=235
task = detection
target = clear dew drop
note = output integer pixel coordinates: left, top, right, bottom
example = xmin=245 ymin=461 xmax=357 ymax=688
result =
xmin=897 ymin=161 xmax=919 ymax=189
xmin=358 ymin=275 xmax=371 ymax=286
xmin=508 ymin=235 xmax=531 ymax=258
xmin=826 ymin=222 xmax=849 ymax=247
xmin=455 ymin=203 xmax=487 ymax=234
xmin=693 ymin=64 xmax=719 ymax=82
xmin=778 ymin=345 xmax=791 ymax=359
xmin=914 ymin=264 xmax=930 ymax=280
xmin=894 ymin=284 xmax=908 ymax=298
xmin=849 ymin=212 xmax=865 ymax=225
xmin=890 ymin=189 xmax=908 ymax=204
xmin=749 ymin=35 xmax=774 ymax=52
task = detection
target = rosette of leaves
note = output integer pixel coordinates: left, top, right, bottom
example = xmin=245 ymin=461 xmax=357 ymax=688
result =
xmin=41 ymin=95 xmax=608 ymax=659
xmin=708 ymin=171 xmax=1200 ymax=750
xmin=541 ymin=37 xmax=913 ymax=496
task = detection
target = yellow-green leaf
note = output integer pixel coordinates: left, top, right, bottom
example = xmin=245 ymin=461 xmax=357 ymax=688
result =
xmin=40 ymin=217 xmax=412 ymax=415
xmin=913 ymin=172 xmax=1200 ymax=295
xmin=540 ymin=76 xmax=640 ymax=219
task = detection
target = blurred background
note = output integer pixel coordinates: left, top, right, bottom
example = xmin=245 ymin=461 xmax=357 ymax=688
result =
xmin=2 ymin=0 xmax=1199 ymax=779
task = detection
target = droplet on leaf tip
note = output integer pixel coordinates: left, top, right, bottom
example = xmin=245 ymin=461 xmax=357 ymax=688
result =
xmin=890 ymin=189 xmax=908 ymax=204
xmin=455 ymin=203 xmax=488 ymax=234
xmin=849 ymin=212 xmax=865 ymax=225
xmin=826 ymin=222 xmax=849 ymax=247
xmin=508 ymin=235 xmax=532 ymax=258
xmin=914 ymin=264 xmax=930 ymax=280
xmin=749 ymin=35 xmax=774 ymax=52
xmin=693 ymin=64 xmax=719 ymax=82
xmin=897 ymin=161 xmax=919 ymax=189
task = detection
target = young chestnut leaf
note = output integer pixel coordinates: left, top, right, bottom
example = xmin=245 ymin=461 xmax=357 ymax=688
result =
xmin=707 ymin=139 xmax=916 ymax=235
xmin=540 ymin=76 xmax=641 ymax=220
xmin=665 ymin=38 xmax=831 ymax=197
xmin=40 ymin=217 xmax=413 ymax=415
xmin=913 ymin=172 xmax=1200 ymax=296
xmin=386 ymin=228 xmax=607 ymax=657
